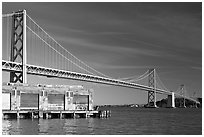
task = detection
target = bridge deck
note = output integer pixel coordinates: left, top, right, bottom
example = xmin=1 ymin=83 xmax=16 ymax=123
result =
xmin=2 ymin=60 xmax=200 ymax=104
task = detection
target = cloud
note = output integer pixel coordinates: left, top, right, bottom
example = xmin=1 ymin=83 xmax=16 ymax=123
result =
xmin=55 ymin=35 xmax=172 ymax=58
xmin=191 ymin=67 xmax=202 ymax=71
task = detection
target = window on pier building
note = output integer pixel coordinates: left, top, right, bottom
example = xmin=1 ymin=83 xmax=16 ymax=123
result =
xmin=66 ymin=92 xmax=69 ymax=97
xmin=73 ymin=95 xmax=89 ymax=104
xmin=70 ymin=92 xmax=73 ymax=97
xmin=73 ymin=94 xmax=89 ymax=110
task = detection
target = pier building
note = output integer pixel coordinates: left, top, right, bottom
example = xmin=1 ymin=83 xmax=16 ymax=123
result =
xmin=2 ymin=83 xmax=110 ymax=119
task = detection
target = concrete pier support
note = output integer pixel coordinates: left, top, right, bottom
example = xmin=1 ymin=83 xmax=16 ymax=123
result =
xmin=39 ymin=90 xmax=48 ymax=111
xmin=11 ymin=88 xmax=21 ymax=110
xmin=167 ymin=92 xmax=175 ymax=108
xmin=88 ymin=89 xmax=94 ymax=111
xmin=64 ymin=91 xmax=74 ymax=110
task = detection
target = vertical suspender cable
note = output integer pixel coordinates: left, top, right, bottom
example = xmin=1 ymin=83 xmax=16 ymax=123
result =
xmin=59 ymin=44 xmax=61 ymax=70
xmin=59 ymin=44 xmax=61 ymax=69
xmin=37 ymin=22 xmax=39 ymax=65
xmin=28 ymin=17 xmax=30 ymax=64
xmin=42 ymin=30 xmax=44 ymax=67
xmin=55 ymin=43 xmax=59 ymax=69
xmin=62 ymin=47 xmax=64 ymax=70
xmin=50 ymin=39 xmax=55 ymax=68
xmin=6 ymin=16 xmax=8 ymax=60
xmin=51 ymin=38 xmax=53 ymax=68
xmin=54 ymin=41 xmax=56 ymax=69
xmin=55 ymin=41 xmax=56 ymax=69
xmin=35 ymin=21 xmax=37 ymax=65
xmin=49 ymin=37 xmax=51 ymax=68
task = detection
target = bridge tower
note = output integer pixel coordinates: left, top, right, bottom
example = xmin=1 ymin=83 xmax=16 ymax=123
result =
xmin=10 ymin=10 xmax=27 ymax=83
xmin=147 ymin=69 xmax=157 ymax=108
xmin=179 ymin=84 xmax=186 ymax=108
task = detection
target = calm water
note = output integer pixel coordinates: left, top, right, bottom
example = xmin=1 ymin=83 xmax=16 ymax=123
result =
xmin=2 ymin=107 xmax=202 ymax=135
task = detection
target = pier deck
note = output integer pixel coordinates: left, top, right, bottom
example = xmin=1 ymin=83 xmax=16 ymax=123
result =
xmin=2 ymin=110 xmax=100 ymax=119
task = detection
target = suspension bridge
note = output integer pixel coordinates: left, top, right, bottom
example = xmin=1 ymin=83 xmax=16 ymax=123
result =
xmin=2 ymin=10 xmax=200 ymax=109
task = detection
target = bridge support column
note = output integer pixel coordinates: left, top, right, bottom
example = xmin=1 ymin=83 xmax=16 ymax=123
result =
xmin=147 ymin=69 xmax=157 ymax=108
xmin=10 ymin=10 xmax=27 ymax=84
xmin=167 ymin=92 xmax=175 ymax=108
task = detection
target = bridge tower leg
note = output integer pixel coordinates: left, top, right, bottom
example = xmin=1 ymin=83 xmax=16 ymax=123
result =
xmin=10 ymin=10 xmax=27 ymax=83
xmin=147 ymin=69 xmax=157 ymax=108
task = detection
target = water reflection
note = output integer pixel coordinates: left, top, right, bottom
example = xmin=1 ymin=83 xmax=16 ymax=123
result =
xmin=38 ymin=119 xmax=49 ymax=134
xmin=2 ymin=119 xmax=11 ymax=135
xmin=2 ymin=119 xmax=22 ymax=135
xmin=87 ymin=118 xmax=95 ymax=134
xmin=20 ymin=119 xmax=40 ymax=134
xmin=64 ymin=119 xmax=77 ymax=134
xmin=2 ymin=118 xmax=96 ymax=135
xmin=2 ymin=108 xmax=202 ymax=135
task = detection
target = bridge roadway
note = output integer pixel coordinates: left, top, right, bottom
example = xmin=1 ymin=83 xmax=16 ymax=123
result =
xmin=2 ymin=60 xmax=200 ymax=104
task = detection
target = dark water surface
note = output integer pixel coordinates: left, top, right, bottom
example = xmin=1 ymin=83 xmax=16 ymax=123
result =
xmin=2 ymin=107 xmax=202 ymax=135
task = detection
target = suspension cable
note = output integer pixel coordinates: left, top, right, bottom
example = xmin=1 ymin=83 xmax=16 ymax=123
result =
xmin=26 ymin=14 xmax=110 ymax=78
xmin=26 ymin=26 xmax=95 ymax=75
xmin=118 ymin=70 xmax=149 ymax=81
xmin=155 ymin=72 xmax=169 ymax=91
xmin=129 ymin=70 xmax=154 ymax=82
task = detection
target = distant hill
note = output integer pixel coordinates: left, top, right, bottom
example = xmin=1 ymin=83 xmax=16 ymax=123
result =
xmin=95 ymin=98 xmax=202 ymax=109
xmin=156 ymin=98 xmax=202 ymax=108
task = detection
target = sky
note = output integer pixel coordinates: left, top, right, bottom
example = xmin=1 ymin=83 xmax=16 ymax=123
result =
xmin=2 ymin=2 xmax=202 ymax=105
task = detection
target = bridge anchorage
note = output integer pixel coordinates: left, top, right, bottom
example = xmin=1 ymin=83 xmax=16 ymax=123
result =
xmin=2 ymin=10 xmax=200 ymax=110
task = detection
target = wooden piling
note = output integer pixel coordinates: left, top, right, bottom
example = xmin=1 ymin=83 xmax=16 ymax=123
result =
xmin=17 ymin=111 xmax=20 ymax=119
xmin=73 ymin=112 xmax=76 ymax=119
xmin=60 ymin=111 xmax=62 ymax=119
xmin=39 ymin=111 xmax=43 ymax=118
xmin=45 ymin=113 xmax=49 ymax=119
xmin=31 ymin=112 xmax=34 ymax=119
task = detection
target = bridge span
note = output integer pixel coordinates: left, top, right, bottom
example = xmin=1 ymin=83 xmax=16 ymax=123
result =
xmin=2 ymin=60 xmax=200 ymax=104
xmin=2 ymin=10 xmax=200 ymax=108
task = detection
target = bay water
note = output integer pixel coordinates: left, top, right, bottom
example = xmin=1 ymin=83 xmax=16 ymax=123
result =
xmin=2 ymin=107 xmax=202 ymax=135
